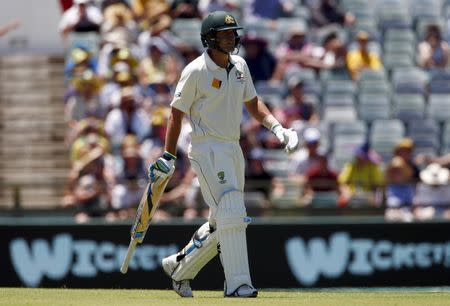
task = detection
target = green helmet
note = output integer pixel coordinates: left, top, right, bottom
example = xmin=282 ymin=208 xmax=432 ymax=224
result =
xmin=200 ymin=11 xmax=243 ymax=49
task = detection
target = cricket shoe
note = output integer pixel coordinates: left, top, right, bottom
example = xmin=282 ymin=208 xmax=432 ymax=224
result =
xmin=225 ymin=284 xmax=258 ymax=298
xmin=162 ymin=254 xmax=193 ymax=298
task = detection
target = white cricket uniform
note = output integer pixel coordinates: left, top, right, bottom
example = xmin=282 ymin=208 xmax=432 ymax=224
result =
xmin=171 ymin=51 xmax=257 ymax=212
xmin=167 ymin=51 xmax=258 ymax=294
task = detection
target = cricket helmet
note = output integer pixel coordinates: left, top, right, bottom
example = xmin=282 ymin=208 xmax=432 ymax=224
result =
xmin=200 ymin=11 xmax=243 ymax=49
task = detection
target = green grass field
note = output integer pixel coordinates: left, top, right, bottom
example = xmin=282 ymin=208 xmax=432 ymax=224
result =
xmin=2 ymin=288 xmax=450 ymax=306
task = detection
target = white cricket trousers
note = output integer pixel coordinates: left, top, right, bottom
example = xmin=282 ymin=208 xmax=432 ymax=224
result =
xmin=188 ymin=137 xmax=245 ymax=224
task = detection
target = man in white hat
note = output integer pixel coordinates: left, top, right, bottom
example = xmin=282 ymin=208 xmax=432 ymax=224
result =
xmin=413 ymin=163 xmax=450 ymax=220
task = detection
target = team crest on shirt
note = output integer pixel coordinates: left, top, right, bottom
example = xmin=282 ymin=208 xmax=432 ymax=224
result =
xmin=217 ymin=171 xmax=227 ymax=184
xmin=235 ymin=69 xmax=245 ymax=83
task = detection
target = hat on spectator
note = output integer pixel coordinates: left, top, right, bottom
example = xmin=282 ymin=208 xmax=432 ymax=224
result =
xmin=73 ymin=147 xmax=105 ymax=174
xmin=74 ymin=0 xmax=90 ymax=4
xmin=303 ymin=127 xmax=321 ymax=144
xmin=394 ymin=137 xmax=414 ymax=153
xmin=420 ymin=163 xmax=450 ymax=186
xmin=287 ymin=75 xmax=304 ymax=90
xmin=112 ymin=62 xmax=132 ymax=83
xmin=354 ymin=142 xmax=379 ymax=162
xmin=356 ymin=30 xmax=370 ymax=41
xmin=104 ymin=3 xmax=133 ymax=27
xmin=288 ymin=23 xmax=307 ymax=37
xmin=71 ymin=47 xmax=90 ymax=64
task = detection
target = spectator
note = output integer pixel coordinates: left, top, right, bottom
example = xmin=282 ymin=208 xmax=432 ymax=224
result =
xmin=70 ymin=129 xmax=110 ymax=163
xmin=414 ymin=163 xmax=450 ymax=220
xmin=97 ymin=35 xmax=140 ymax=78
xmin=338 ymin=142 xmax=384 ymax=207
xmin=277 ymin=77 xmax=319 ymax=126
xmin=303 ymin=154 xmax=339 ymax=205
xmin=65 ymin=69 xmax=105 ymax=127
xmin=99 ymin=61 xmax=139 ymax=110
xmin=245 ymin=148 xmax=274 ymax=199
xmin=101 ymin=1 xmax=138 ymax=41
xmin=131 ymin=0 xmax=171 ymax=28
xmin=170 ymin=0 xmax=202 ymax=19
xmin=384 ymin=156 xmax=415 ymax=222
xmin=198 ymin=0 xmax=241 ymax=19
xmin=272 ymin=24 xmax=330 ymax=81
xmin=288 ymin=127 xmax=324 ymax=182
xmin=394 ymin=138 xmax=420 ymax=182
xmin=101 ymin=0 xmax=129 ymax=11
xmin=110 ymin=139 xmax=147 ymax=220
xmin=346 ymin=31 xmax=383 ymax=81
xmin=311 ymin=31 xmax=348 ymax=71
xmin=64 ymin=45 xmax=98 ymax=79
xmin=179 ymin=44 xmax=202 ymax=66
xmin=244 ymin=0 xmax=295 ymax=21
xmin=58 ymin=0 xmax=103 ymax=40
xmin=61 ymin=147 xmax=113 ymax=223
xmin=138 ymin=38 xmax=179 ymax=86
xmin=137 ymin=16 xmax=180 ymax=56
xmin=311 ymin=0 xmax=355 ymax=28
xmin=104 ymin=86 xmax=151 ymax=149
xmin=241 ymin=32 xmax=276 ymax=82
xmin=418 ymin=25 xmax=449 ymax=70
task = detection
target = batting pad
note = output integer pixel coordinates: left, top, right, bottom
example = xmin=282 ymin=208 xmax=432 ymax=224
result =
xmin=216 ymin=190 xmax=253 ymax=294
xmin=171 ymin=222 xmax=218 ymax=281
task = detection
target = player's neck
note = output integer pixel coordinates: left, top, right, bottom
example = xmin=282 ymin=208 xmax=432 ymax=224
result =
xmin=208 ymin=49 xmax=230 ymax=69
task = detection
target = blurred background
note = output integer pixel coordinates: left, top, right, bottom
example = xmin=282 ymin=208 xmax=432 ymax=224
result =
xmin=1 ymin=0 xmax=450 ymax=290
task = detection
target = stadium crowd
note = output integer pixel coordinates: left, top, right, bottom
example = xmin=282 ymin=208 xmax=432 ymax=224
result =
xmin=58 ymin=0 xmax=450 ymax=223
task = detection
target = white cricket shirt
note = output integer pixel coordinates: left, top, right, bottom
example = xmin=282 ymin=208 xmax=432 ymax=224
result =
xmin=170 ymin=51 xmax=257 ymax=141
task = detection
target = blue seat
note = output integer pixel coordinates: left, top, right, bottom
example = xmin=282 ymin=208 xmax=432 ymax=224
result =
xmin=429 ymin=80 xmax=450 ymax=94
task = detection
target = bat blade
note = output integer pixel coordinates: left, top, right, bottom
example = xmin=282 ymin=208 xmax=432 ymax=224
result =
xmin=120 ymin=174 xmax=172 ymax=274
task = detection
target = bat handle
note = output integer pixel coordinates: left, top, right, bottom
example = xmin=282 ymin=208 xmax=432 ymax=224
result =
xmin=120 ymin=239 xmax=137 ymax=274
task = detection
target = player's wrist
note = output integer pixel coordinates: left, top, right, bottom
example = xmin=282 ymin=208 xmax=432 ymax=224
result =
xmin=262 ymin=114 xmax=281 ymax=132
xmin=162 ymin=151 xmax=177 ymax=161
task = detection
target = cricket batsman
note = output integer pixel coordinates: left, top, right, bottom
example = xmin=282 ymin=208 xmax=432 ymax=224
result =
xmin=148 ymin=10 xmax=299 ymax=298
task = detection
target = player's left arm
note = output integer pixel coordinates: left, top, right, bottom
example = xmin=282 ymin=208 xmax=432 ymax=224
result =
xmin=245 ymin=97 xmax=299 ymax=153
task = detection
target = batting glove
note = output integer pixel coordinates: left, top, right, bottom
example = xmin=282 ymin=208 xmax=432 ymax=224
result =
xmin=148 ymin=151 xmax=176 ymax=183
xmin=272 ymin=124 xmax=299 ymax=154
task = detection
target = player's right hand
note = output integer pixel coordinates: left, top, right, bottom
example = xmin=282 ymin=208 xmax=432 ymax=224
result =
xmin=148 ymin=151 xmax=176 ymax=182
xmin=272 ymin=124 xmax=299 ymax=154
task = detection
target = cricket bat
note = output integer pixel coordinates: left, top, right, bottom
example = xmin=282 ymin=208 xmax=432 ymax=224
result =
xmin=120 ymin=175 xmax=172 ymax=274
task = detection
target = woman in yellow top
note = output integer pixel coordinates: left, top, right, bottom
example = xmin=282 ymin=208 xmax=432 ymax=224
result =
xmin=338 ymin=142 xmax=384 ymax=206
xmin=346 ymin=31 xmax=383 ymax=81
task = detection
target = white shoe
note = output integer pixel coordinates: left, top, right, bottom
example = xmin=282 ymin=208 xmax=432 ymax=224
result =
xmin=162 ymin=255 xmax=193 ymax=298
xmin=225 ymin=284 xmax=258 ymax=298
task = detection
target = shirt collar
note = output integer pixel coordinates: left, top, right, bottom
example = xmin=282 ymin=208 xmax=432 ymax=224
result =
xmin=203 ymin=51 xmax=236 ymax=71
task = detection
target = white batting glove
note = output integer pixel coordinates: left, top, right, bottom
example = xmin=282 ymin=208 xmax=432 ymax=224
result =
xmin=148 ymin=151 xmax=176 ymax=183
xmin=272 ymin=124 xmax=299 ymax=154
